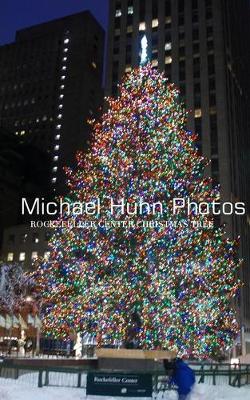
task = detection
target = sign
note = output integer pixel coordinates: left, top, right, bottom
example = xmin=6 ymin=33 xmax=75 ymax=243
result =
xmin=86 ymin=372 xmax=152 ymax=397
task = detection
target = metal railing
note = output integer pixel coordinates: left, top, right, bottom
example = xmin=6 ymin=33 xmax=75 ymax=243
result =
xmin=0 ymin=360 xmax=249 ymax=390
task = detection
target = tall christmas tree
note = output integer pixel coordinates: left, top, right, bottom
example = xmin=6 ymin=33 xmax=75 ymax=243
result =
xmin=35 ymin=57 xmax=241 ymax=357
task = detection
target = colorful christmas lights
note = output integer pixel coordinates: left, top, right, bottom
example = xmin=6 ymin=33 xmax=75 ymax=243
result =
xmin=35 ymin=64 xmax=241 ymax=358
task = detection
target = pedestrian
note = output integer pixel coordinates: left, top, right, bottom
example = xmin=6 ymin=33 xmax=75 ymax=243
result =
xmin=170 ymin=358 xmax=195 ymax=400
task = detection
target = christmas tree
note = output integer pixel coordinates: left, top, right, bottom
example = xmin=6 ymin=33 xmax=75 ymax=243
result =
xmin=35 ymin=61 xmax=241 ymax=358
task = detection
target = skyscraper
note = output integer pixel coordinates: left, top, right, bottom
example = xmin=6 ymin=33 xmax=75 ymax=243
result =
xmin=105 ymin=0 xmax=250 ymax=339
xmin=0 ymin=11 xmax=105 ymax=193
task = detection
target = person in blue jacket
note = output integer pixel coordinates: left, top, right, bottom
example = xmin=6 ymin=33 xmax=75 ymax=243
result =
xmin=169 ymin=358 xmax=195 ymax=400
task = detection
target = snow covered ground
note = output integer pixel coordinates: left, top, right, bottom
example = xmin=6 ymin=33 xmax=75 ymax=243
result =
xmin=0 ymin=378 xmax=249 ymax=400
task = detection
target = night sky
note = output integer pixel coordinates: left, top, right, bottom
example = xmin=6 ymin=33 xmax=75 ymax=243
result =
xmin=0 ymin=0 xmax=109 ymax=45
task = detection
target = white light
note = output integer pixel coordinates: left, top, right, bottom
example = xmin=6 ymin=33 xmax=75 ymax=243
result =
xmin=56 ymin=124 xmax=62 ymax=129
xmin=140 ymin=35 xmax=148 ymax=65
xmin=61 ymin=75 xmax=66 ymax=80
xmin=62 ymin=66 xmax=67 ymax=70
xmin=31 ymin=252 xmax=38 ymax=260
xmin=60 ymin=85 xmax=65 ymax=90
xmin=53 ymin=156 xmax=59 ymax=162
xmin=115 ymin=9 xmax=122 ymax=17
xmin=152 ymin=59 xmax=158 ymax=67
xmin=54 ymin=145 xmax=60 ymax=151
xmin=59 ymin=94 xmax=64 ymax=99
xmin=55 ymin=135 xmax=61 ymax=140
xmin=139 ymin=22 xmax=146 ymax=31
xmin=63 ymin=57 xmax=67 ymax=62
xmin=92 ymin=61 xmax=97 ymax=69
xmin=57 ymin=114 xmax=62 ymax=119
xmin=165 ymin=56 xmax=172 ymax=64
xmin=128 ymin=6 xmax=133 ymax=15
xmin=19 ymin=252 xmax=26 ymax=261
xmin=58 ymin=104 xmax=63 ymax=109
xmin=64 ymin=38 xmax=69 ymax=44
xmin=165 ymin=42 xmax=172 ymax=51
xmin=44 ymin=251 xmax=50 ymax=260
xmin=7 ymin=253 xmax=14 ymax=262
xmin=152 ymin=19 xmax=159 ymax=28
xmin=64 ymin=48 xmax=68 ymax=53
xmin=195 ymin=109 xmax=202 ymax=118
xmin=53 ymin=166 xmax=58 ymax=172
xmin=52 ymin=177 xmax=57 ymax=183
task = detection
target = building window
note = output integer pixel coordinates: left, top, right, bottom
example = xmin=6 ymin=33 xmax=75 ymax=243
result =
xmin=127 ymin=25 xmax=133 ymax=33
xmin=152 ymin=19 xmax=159 ymax=29
xmin=53 ymin=156 xmax=59 ymax=162
xmin=152 ymin=59 xmax=158 ymax=67
xmin=7 ymin=253 xmax=14 ymax=262
xmin=19 ymin=252 xmax=26 ymax=261
xmin=165 ymin=42 xmax=172 ymax=51
xmin=115 ymin=9 xmax=122 ymax=17
xmin=33 ymin=233 xmax=39 ymax=243
xmin=31 ymin=252 xmax=38 ymax=260
xmin=165 ymin=56 xmax=172 ymax=65
xmin=128 ymin=6 xmax=133 ymax=15
xmin=195 ymin=109 xmax=202 ymax=118
xmin=139 ymin=22 xmax=146 ymax=31
xmin=55 ymin=135 xmax=60 ymax=140
xmin=165 ymin=0 xmax=171 ymax=16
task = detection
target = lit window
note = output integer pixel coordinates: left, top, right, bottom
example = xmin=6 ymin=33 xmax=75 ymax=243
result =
xmin=7 ymin=253 xmax=14 ymax=262
xmin=152 ymin=19 xmax=159 ymax=28
xmin=31 ymin=98 xmax=35 ymax=104
xmin=19 ymin=252 xmax=26 ymax=261
xmin=36 ymin=117 xmax=40 ymax=123
xmin=165 ymin=56 xmax=172 ymax=64
xmin=57 ymin=114 xmax=62 ymax=119
xmin=42 ymin=116 xmax=47 ymax=121
xmin=139 ymin=22 xmax=146 ymax=31
xmin=62 ymin=66 xmax=67 ymax=70
xmin=20 ymin=130 xmax=26 ymax=136
xmin=166 ymin=16 xmax=172 ymax=24
xmin=127 ymin=25 xmax=133 ymax=33
xmin=58 ymin=104 xmax=63 ymax=109
xmin=115 ymin=9 xmax=122 ymax=17
xmin=63 ymin=48 xmax=68 ymax=53
xmin=63 ymin=57 xmax=67 ymax=62
xmin=61 ymin=75 xmax=66 ymax=80
xmin=128 ymin=6 xmax=133 ymax=15
xmin=195 ymin=109 xmax=202 ymax=118
xmin=152 ymin=59 xmax=158 ymax=67
xmin=60 ymin=85 xmax=65 ymax=90
xmin=125 ymin=66 xmax=132 ymax=73
xmin=56 ymin=124 xmax=62 ymax=129
xmin=44 ymin=251 xmax=50 ymax=260
xmin=53 ymin=156 xmax=59 ymax=162
xmin=55 ymin=135 xmax=61 ymax=140
xmin=15 ymin=131 xmax=19 ymax=136
xmin=64 ymin=38 xmax=69 ymax=44
xmin=165 ymin=42 xmax=172 ymax=51
xmin=53 ymin=166 xmax=58 ymax=172
xmin=31 ymin=252 xmax=38 ymax=260
xmin=59 ymin=94 xmax=64 ymax=99
xmin=33 ymin=234 xmax=39 ymax=243
xmin=54 ymin=145 xmax=60 ymax=151
xmin=92 ymin=61 xmax=97 ymax=69
xmin=52 ymin=177 xmax=57 ymax=183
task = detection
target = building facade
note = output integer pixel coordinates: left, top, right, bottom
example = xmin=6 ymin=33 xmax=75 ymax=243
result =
xmin=0 ymin=11 xmax=105 ymax=193
xmin=105 ymin=0 xmax=250 ymax=327
xmin=1 ymin=224 xmax=51 ymax=271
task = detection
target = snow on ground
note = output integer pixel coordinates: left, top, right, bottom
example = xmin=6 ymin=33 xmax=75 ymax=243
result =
xmin=0 ymin=379 xmax=250 ymax=400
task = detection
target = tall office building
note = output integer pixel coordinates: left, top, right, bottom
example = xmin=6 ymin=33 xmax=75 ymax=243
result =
xmin=105 ymin=0 xmax=250 ymax=335
xmin=0 ymin=11 xmax=105 ymax=193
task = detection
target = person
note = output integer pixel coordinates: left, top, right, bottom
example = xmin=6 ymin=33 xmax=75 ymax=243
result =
xmin=169 ymin=358 xmax=195 ymax=400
